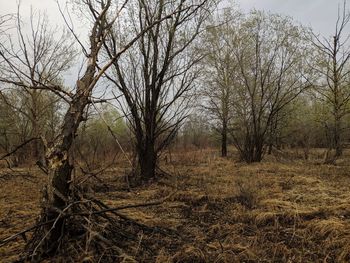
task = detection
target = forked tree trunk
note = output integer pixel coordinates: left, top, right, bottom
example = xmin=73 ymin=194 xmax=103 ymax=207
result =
xmin=239 ymin=134 xmax=264 ymax=163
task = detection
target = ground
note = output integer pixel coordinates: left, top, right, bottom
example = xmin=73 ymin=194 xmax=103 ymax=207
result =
xmin=1 ymin=148 xmax=350 ymax=262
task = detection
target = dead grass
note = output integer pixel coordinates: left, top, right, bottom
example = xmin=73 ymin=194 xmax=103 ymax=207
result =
xmin=1 ymin=148 xmax=350 ymax=262
xmin=0 ymin=168 xmax=45 ymax=262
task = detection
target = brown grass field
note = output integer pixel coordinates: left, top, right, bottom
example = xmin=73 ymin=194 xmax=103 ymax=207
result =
xmin=1 ymin=148 xmax=350 ymax=262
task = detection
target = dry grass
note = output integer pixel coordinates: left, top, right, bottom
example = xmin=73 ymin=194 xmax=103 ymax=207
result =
xmin=2 ymin=148 xmax=350 ymax=262
xmin=0 ymin=168 xmax=45 ymax=262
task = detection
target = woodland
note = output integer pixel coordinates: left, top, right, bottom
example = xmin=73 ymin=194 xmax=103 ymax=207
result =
xmin=1 ymin=0 xmax=350 ymax=262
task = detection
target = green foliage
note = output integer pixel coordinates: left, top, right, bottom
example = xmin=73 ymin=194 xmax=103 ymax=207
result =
xmin=87 ymin=105 xmax=127 ymax=139
xmin=76 ymin=105 xmax=129 ymax=167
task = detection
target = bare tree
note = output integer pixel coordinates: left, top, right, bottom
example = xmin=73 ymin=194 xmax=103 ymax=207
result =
xmin=0 ymin=89 xmax=62 ymax=164
xmin=310 ymin=1 xmax=350 ymax=159
xmin=229 ymin=11 xmax=312 ymax=163
xmin=104 ymin=0 xmax=215 ymax=181
xmin=0 ymin=8 xmax=76 ymax=163
xmin=200 ymin=9 xmax=239 ymax=157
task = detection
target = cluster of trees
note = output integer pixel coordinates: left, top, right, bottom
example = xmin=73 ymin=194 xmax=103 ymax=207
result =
xmin=0 ymin=2 xmax=349 ymax=173
xmin=0 ymin=0 xmax=215 ymax=255
xmin=0 ymin=0 xmax=215 ymax=176
xmin=200 ymin=5 xmax=350 ymax=163
xmin=0 ymin=2 xmax=349 ymax=171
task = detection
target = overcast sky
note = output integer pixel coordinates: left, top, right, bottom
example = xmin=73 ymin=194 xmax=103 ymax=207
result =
xmin=237 ymin=0 xmax=348 ymax=36
xmin=0 ymin=0 xmax=348 ymax=86
xmin=0 ymin=0 xmax=348 ymax=37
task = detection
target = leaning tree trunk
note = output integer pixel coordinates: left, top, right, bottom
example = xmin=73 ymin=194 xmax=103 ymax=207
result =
xmin=40 ymin=65 xmax=95 ymax=255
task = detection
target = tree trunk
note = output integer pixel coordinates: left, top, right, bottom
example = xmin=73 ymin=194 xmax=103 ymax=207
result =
xmin=253 ymin=141 xmax=264 ymax=162
xmin=267 ymin=115 xmax=278 ymax=155
xmin=241 ymin=134 xmax=264 ymax=163
xmin=41 ymin=66 xmax=94 ymax=254
xmin=138 ymin=140 xmax=156 ymax=181
xmin=334 ymin=117 xmax=342 ymax=157
xmin=267 ymin=143 xmax=273 ymax=155
xmin=30 ymin=90 xmax=44 ymax=162
xmin=221 ymin=121 xmax=227 ymax=157
xmin=45 ymin=158 xmax=72 ymax=253
xmin=43 ymin=110 xmax=84 ymax=253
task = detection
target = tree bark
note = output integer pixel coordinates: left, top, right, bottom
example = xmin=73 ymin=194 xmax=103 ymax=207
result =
xmin=43 ymin=66 xmax=94 ymax=253
xmin=221 ymin=121 xmax=227 ymax=157
xmin=334 ymin=115 xmax=342 ymax=157
xmin=241 ymin=134 xmax=264 ymax=163
xmin=267 ymin=143 xmax=273 ymax=155
xmin=138 ymin=139 xmax=157 ymax=181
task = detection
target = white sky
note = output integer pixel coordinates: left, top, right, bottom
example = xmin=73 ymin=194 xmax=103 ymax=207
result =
xmin=237 ymin=0 xmax=348 ymax=36
xmin=0 ymin=0 xmax=348 ymax=37
xmin=0 ymin=0 xmax=348 ymax=86
xmin=0 ymin=1 xmax=59 ymax=20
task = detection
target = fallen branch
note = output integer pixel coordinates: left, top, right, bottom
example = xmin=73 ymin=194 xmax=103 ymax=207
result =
xmin=0 ymin=192 xmax=178 ymax=248
xmin=0 ymin=219 xmax=55 ymax=247
xmin=89 ymin=196 xmax=181 ymax=237
xmin=79 ymin=191 xmax=177 ymax=216
xmin=0 ymin=171 xmax=36 ymax=182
